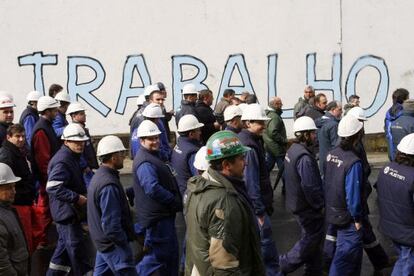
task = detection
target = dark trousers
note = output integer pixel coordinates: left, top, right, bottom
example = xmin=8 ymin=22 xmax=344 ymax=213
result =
xmin=329 ymin=223 xmax=363 ymax=276
xmin=136 ymin=217 xmax=179 ymax=276
xmin=323 ymin=216 xmax=389 ymax=270
xmin=392 ymin=243 xmax=414 ymax=276
xmin=265 ymin=152 xmax=285 ymax=186
xmin=47 ymin=223 xmax=92 ymax=276
xmin=279 ymin=214 xmax=324 ymax=275
xmin=94 ymin=244 xmax=137 ymax=276
xmin=259 ymin=214 xmax=283 ymax=276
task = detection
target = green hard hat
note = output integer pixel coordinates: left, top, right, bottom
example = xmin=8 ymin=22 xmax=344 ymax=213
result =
xmin=206 ymin=130 xmax=251 ymax=161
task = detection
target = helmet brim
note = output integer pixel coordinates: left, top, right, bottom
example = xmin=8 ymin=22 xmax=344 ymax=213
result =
xmin=0 ymin=176 xmax=21 ymax=184
xmin=206 ymin=145 xmax=251 ymax=161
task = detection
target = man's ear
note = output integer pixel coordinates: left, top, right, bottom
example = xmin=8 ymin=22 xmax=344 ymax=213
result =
xmin=222 ymin=159 xmax=232 ymax=172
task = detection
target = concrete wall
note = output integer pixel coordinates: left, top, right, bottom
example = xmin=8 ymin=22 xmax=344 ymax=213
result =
xmin=2 ymin=0 xmax=413 ymax=136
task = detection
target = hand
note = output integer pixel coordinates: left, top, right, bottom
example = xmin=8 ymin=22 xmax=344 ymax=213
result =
xmin=257 ymin=216 xmax=265 ymax=227
xmin=77 ymin=195 xmax=87 ymax=206
xmin=355 ymin=222 xmax=362 ymax=231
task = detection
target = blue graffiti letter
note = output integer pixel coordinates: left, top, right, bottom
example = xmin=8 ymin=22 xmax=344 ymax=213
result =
xmin=267 ymin=53 xmax=294 ymax=118
xmin=115 ymin=55 xmax=151 ymax=114
xmin=67 ymin=56 xmax=110 ymax=116
xmin=218 ymin=54 xmax=255 ymax=103
xmin=171 ymin=55 xmax=208 ymax=110
xmin=267 ymin=54 xmax=278 ymax=99
xmin=18 ymin=52 xmax=58 ymax=94
xmin=306 ymin=53 xmax=342 ymax=101
xmin=345 ymin=55 xmax=389 ymax=117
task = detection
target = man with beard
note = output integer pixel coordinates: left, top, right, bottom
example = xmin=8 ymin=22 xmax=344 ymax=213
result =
xmin=280 ymin=116 xmax=324 ymax=275
xmin=88 ymin=135 xmax=138 ymax=275
xmin=185 ymin=131 xmax=265 ymax=275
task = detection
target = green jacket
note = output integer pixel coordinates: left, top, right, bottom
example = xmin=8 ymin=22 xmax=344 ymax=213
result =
xmin=293 ymin=97 xmax=310 ymax=119
xmin=263 ymin=107 xmax=288 ymax=157
xmin=184 ymin=168 xmax=265 ymax=276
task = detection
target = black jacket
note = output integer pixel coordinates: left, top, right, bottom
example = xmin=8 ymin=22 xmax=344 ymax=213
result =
xmin=175 ymin=100 xmax=198 ymax=127
xmin=0 ymin=122 xmax=11 ymax=147
xmin=304 ymin=105 xmax=325 ymax=121
xmin=0 ymin=202 xmax=29 ymax=276
xmin=195 ymin=100 xmax=217 ymax=143
xmin=0 ymin=140 xmax=35 ymax=205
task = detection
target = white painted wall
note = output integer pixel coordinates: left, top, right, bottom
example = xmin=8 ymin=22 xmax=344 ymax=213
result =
xmin=1 ymin=0 xmax=413 ymax=136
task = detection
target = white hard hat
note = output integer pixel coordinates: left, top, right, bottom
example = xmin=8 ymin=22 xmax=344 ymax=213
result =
xmin=193 ymin=146 xmax=209 ymax=171
xmin=97 ymin=135 xmax=127 ymax=157
xmin=137 ymin=94 xmax=146 ymax=106
xmin=0 ymin=95 xmax=15 ymax=109
xmin=144 ymin=84 xmax=160 ymax=97
xmin=397 ymin=133 xmax=414 ymax=155
xmin=137 ymin=120 xmax=161 ymax=138
xmin=37 ymin=96 xmax=60 ymax=112
xmin=0 ymin=92 xmax=14 ymax=102
xmin=61 ymin=123 xmax=89 ymax=141
xmin=142 ymin=103 xmax=165 ymax=118
xmin=55 ymin=92 xmax=71 ymax=103
xmin=293 ymin=116 xmax=317 ymax=133
xmin=224 ymin=105 xmax=243 ymax=121
xmin=337 ymin=114 xmax=363 ymax=137
xmin=67 ymin=102 xmax=86 ymax=115
xmin=178 ymin=114 xmax=204 ymax=132
xmin=182 ymin=83 xmax=198 ymax=95
xmin=26 ymin=90 xmax=42 ymax=102
xmin=347 ymin=107 xmax=367 ymax=121
xmin=238 ymin=103 xmax=248 ymax=113
xmin=0 ymin=163 xmax=21 ymax=185
xmin=241 ymin=104 xmax=270 ymax=121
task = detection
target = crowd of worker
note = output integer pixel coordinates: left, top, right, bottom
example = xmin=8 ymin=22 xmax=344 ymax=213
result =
xmin=0 ymin=82 xmax=412 ymax=276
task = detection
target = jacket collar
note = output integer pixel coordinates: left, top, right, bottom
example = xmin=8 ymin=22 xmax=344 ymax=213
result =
xmin=178 ymin=136 xmax=202 ymax=146
xmin=2 ymin=140 xmax=22 ymax=155
xmin=292 ymin=141 xmax=314 ymax=156
xmin=221 ymin=97 xmax=231 ymax=103
xmin=267 ymin=106 xmax=283 ymax=116
xmin=192 ymin=168 xmax=239 ymax=195
xmin=323 ymin=112 xmax=340 ymax=121
xmin=26 ymin=105 xmax=38 ymax=113
xmin=196 ymin=100 xmax=208 ymax=107
xmin=181 ymin=99 xmax=195 ymax=106
xmin=0 ymin=200 xmax=12 ymax=208
xmin=61 ymin=144 xmax=82 ymax=159
xmin=0 ymin=121 xmax=11 ymax=128
xmin=40 ymin=116 xmax=53 ymax=124
xmin=100 ymin=165 xmax=120 ymax=178
xmin=240 ymin=128 xmax=261 ymax=141
xmin=225 ymin=125 xmax=241 ymax=134
xmin=140 ymin=145 xmax=161 ymax=158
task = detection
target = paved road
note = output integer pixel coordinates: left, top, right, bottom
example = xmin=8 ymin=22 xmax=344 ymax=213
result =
xmin=32 ymin=167 xmax=396 ymax=275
